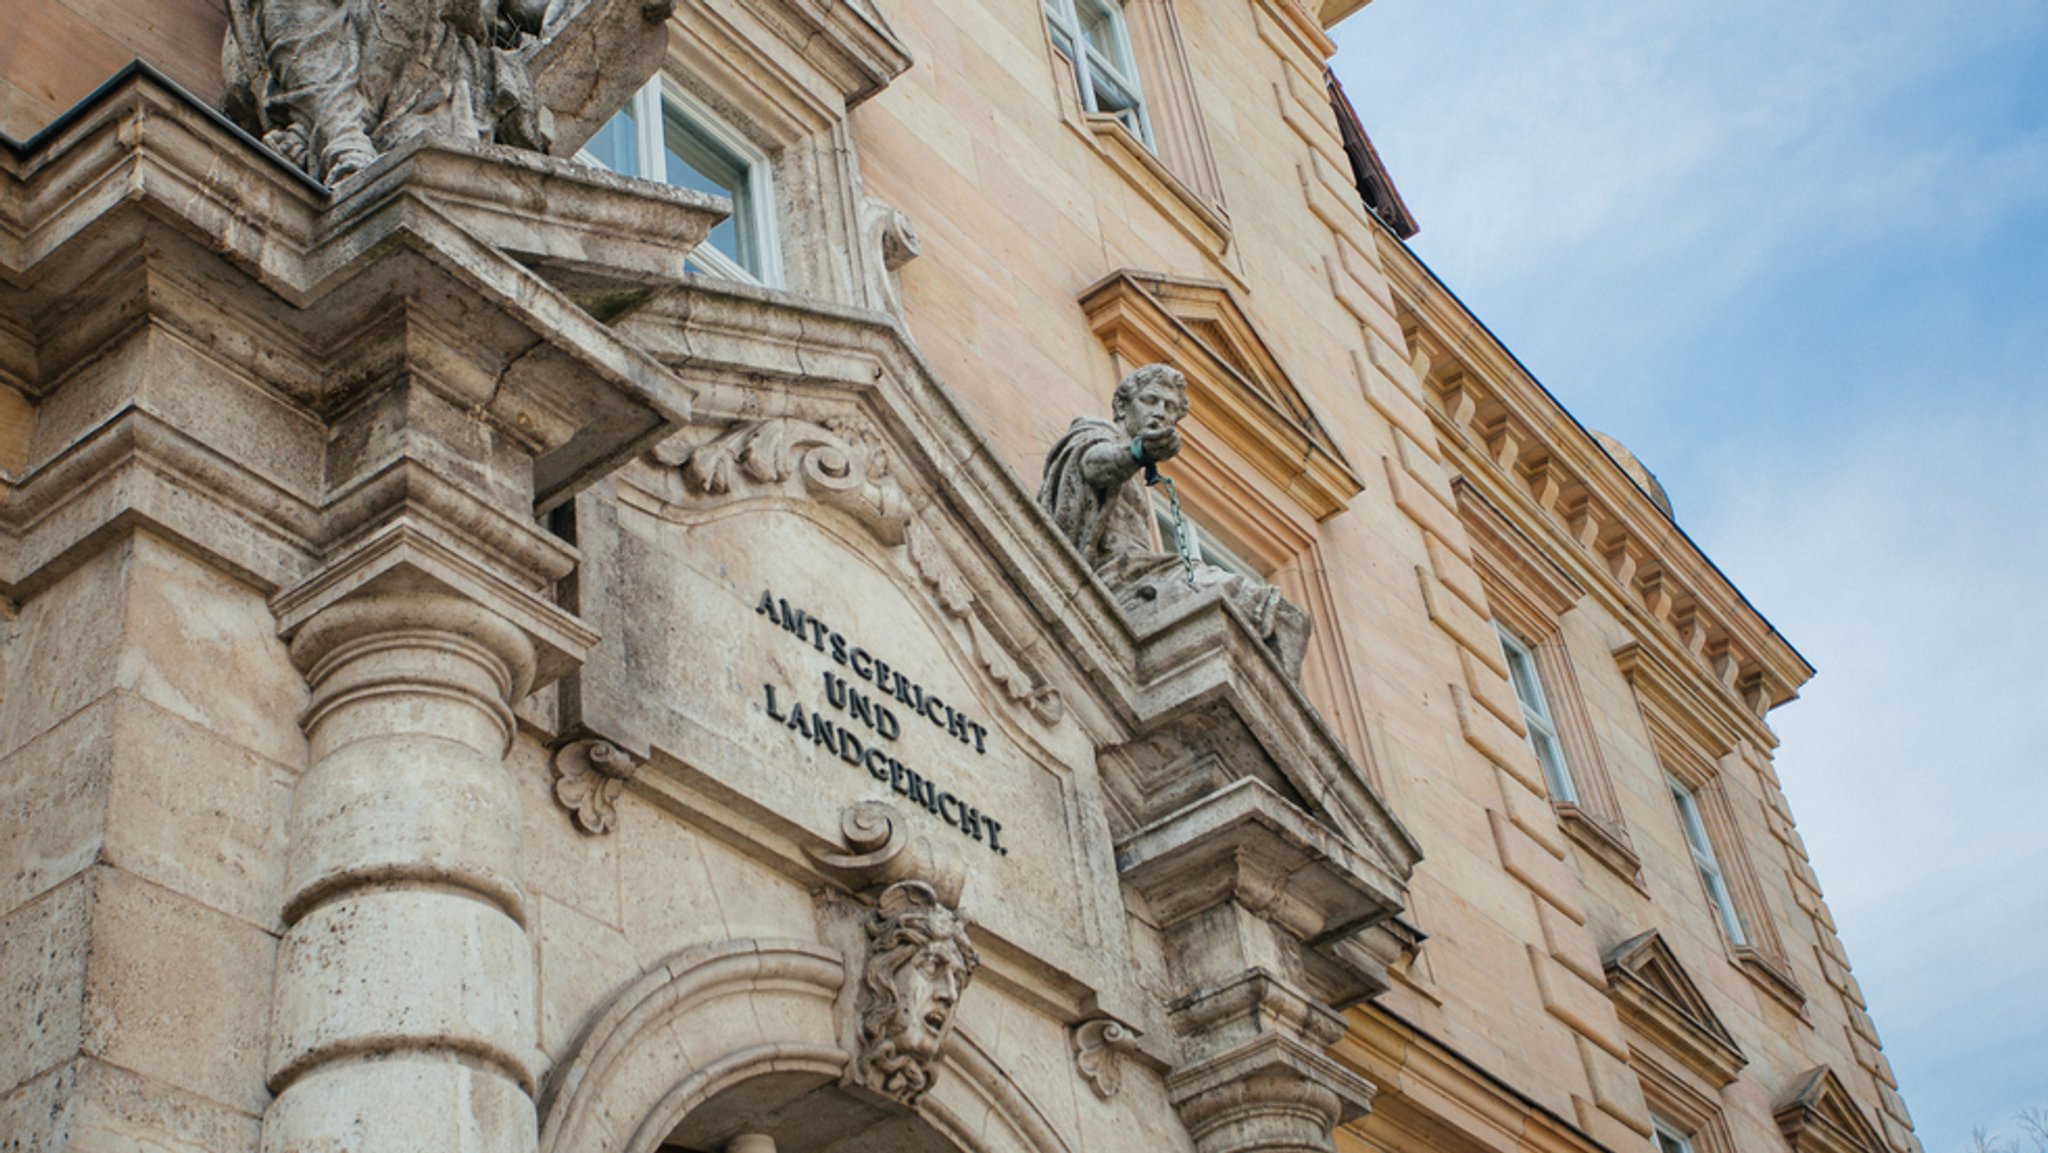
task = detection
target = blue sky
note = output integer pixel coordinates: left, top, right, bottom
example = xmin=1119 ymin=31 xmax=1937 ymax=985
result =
xmin=1328 ymin=1 xmax=2048 ymax=1147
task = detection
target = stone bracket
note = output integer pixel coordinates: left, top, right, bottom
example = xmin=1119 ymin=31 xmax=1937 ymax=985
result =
xmin=551 ymin=737 xmax=643 ymax=835
xmin=1117 ymin=777 xmax=1403 ymax=945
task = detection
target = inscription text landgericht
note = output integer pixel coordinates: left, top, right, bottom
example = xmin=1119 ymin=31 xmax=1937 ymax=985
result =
xmin=753 ymin=589 xmax=1008 ymax=856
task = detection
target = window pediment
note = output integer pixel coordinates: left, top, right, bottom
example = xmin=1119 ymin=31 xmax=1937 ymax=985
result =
xmin=1080 ymin=270 xmax=1363 ymax=519
xmin=1776 ymin=1066 xmax=1887 ymax=1153
xmin=1604 ymin=930 xmax=1746 ymax=1087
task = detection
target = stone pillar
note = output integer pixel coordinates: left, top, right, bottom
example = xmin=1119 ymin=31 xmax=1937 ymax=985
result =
xmin=262 ymin=590 xmax=543 ymax=1153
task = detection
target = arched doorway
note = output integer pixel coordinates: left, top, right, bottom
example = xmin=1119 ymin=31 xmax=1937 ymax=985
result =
xmin=539 ymin=938 xmax=1072 ymax=1153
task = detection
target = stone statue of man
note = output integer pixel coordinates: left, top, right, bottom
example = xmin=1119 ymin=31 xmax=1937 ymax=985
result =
xmin=854 ymin=881 xmax=979 ymax=1105
xmin=222 ymin=0 xmax=559 ymax=184
xmin=1038 ymin=364 xmax=1312 ymax=679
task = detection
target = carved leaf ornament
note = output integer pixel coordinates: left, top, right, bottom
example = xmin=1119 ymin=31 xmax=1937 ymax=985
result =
xmin=653 ymin=418 xmax=1063 ymax=724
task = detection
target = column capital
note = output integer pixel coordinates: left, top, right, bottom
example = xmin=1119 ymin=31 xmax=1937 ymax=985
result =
xmin=275 ymin=517 xmax=596 ymax=693
xmin=1167 ymin=1033 xmax=1376 ymax=1153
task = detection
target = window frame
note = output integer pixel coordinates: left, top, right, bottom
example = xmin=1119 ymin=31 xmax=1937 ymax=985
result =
xmin=1653 ymin=1117 xmax=1699 ymax=1153
xmin=1152 ymin=493 xmax=1263 ymax=583
xmin=1454 ymin=478 xmax=1640 ymax=882
xmin=1042 ymin=0 xmax=1154 ymax=148
xmin=578 ymin=76 xmax=783 ymax=288
xmin=1668 ymin=777 xmax=1749 ymax=948
xmin=1496 ymin=622 xmax=1579 ymax=805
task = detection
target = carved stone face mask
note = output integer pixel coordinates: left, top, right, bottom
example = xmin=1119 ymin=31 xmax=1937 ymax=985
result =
xmin=887 ymin=939 xmax=969 ymax=1059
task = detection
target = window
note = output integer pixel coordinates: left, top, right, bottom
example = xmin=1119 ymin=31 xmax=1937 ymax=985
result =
xmin=1496 ymin=624 xmax=1577 ymax=804
xmin=1042 ymin=0 xmax=1152 ymax=146
xmin=1454 ymin=479 xmax=1639 ymax=881
xmin=1153 ymin=494 xmax=1261 ymax=582
xmin=582 ymin=77 xmax=780 ymax=285
xmin=1653 ymin=1119 xmax=1699 ymax=1153
xmin=1669 ymin=779 xmax=1747 ymax=948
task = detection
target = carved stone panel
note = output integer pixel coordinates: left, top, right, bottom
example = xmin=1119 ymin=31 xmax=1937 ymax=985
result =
xmin=570 ymin=415 xmax=1114 ymax=994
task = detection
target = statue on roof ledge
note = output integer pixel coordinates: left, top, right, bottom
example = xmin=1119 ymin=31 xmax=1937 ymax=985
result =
xmin=1038 ymin=363 xmax=1313 ymax=680
xmin=221 ymin=0 xmax=670 ymax=186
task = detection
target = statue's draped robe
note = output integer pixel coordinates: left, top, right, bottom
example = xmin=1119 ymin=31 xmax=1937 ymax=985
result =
xmin=1039 ymin=417 xmax=1311 ymax=678
xmin=225 ymin=0 xmax=548 ymax=182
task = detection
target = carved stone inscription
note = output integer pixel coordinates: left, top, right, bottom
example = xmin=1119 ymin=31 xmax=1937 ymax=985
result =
xmin=754 ymin=589 xmax=1010 ymax=855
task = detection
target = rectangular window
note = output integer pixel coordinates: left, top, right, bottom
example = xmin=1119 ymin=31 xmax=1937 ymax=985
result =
xmin=1669 ymin=780 xmax=1748 ymax=947
xmin=1497 ymin=624 xmax=1578 ymax=804
xmin=580 ymin=77 xmax=780 ymax=286
xmin=1043 ymin=0 xmax=1153 ymax=146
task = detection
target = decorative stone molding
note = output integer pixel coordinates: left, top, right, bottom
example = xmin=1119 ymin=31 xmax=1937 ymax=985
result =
xmin=1079 ymin=270 xmax=1363 ymax=520
xmin=853 ymin=880 xmax=980 ymax=1107
xmin=861 ymin=196 xmax=922 ymax=317
xmin=810 ymin=801 xmax=965 ymax=906
xmin=1603 ymin=931 xmax=1745 ymax=1088
xmin=1166 ymin=1033 xmax=1375 ymax=1153
xmin=1071 ymin=1017 xmax=1142 ymax=1100
xmin=551 ymin=737 xmax=642 ymax=835
xmin=650 ymin=416 xmax=1063 ymax=725
xmin=1776 ymin=1067 xmax=1887 ymax=1153
xmin=1387 ymin=247 xmax=1812 ymax=722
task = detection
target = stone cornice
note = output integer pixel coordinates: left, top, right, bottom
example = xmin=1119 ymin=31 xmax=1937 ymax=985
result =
xmin=1080 ymin=269 xmax=1363 ymax=520
xmin=1455 ymin=477 xmax=1584 ymax=620
xmin=1376 ymin=236 xmax=1813 ymax=720
xmin=0 ymin=70 xmax=722 ymax=611
xmin=1603 ymin=931 xmax=1746 ymax=1089
xmin=1612 ymin=640 xmax=1778 ymax=759
xmin=1334 ymin=1003 xmax=1621 ymax=1153
xmin=1776 ymin=1067 xmax=1887 ymax=1153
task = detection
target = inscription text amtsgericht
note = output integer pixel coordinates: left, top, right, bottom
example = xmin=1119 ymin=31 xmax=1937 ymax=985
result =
xmin=753 ymin=590 xmax=1008 ymax=856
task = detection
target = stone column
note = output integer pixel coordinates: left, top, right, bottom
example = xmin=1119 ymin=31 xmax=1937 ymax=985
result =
xmin=262 ymin=589 xmax=543 ymax=1153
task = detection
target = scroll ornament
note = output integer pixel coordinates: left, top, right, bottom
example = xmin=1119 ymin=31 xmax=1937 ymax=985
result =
xmin=1071 ymin=1017 xmax=1141 ymax=1099
xmin=551 ymin=738 xmax=640 ymax=835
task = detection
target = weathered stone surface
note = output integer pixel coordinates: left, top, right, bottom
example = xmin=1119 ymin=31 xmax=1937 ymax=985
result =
xmin=220 ymin=0 xmax=669 ymax=185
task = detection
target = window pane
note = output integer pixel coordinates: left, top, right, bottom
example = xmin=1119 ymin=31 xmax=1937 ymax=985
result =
xmin=1077 ymin=0 xmax=1129 ymax=62
xmin=583 ymin=107 xmax=640 ymax=175
xmin=1703 ymin=867 xmax=1748 ymax=945
xmin=662 ymin=109 xmax=751 ymax=270
xmin=1673 ymin=786 xmax=1714 ymax=857
xmin=1533 ymin=730 xmax=1576 ymax=803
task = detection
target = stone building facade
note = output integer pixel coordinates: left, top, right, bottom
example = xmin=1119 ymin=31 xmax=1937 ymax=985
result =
xmin=0 ymin=1 xmax=1919 ymax=1153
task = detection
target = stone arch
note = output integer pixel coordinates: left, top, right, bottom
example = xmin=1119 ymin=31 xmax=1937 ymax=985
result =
xmin=539 ymin=938 xmax=1075 ymax=1153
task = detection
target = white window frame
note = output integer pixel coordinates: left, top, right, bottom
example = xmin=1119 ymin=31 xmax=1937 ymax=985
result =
xmin=1653 ymin=1117 xmax=1699 ymax=1153
xmin=1042 ymin=0 xmax=1154 ymax=148
xmin=1496 ymin=624 xmax=1578 ymax=804
xmin=578 ymin=76 xmax=782 ymax=287
xmin=1668 ymin=779 xmax=1748 ymax=947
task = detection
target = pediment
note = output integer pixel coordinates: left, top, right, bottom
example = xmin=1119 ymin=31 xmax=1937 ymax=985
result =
xmin=1604 ymin=931 xmax=1745 ymax=1087
xmin=1776 ymin=1067 xmax=1887 ymax=1153
xmin=1080 ymin=270 xmax=1363 ymax=519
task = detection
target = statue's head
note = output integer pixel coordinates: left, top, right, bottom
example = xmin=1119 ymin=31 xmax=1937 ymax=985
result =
xmin=1111 ymin=364 xmax=1189 ymax=440
xmin=855 ymin=881 xmax=980 ymax=1104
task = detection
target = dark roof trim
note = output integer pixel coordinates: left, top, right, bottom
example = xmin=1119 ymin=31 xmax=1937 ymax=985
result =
xmin=1325 ymin=69 xmax=1418 ymax=240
